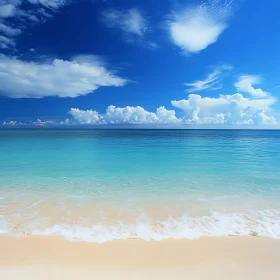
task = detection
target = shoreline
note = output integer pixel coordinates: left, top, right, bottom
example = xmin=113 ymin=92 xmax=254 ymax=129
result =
xmin=1 ymin=235 xmax=280 ymax=279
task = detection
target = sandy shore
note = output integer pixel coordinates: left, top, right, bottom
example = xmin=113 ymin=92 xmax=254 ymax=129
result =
xmin=0 ymin=235 xmax=280 ymax=279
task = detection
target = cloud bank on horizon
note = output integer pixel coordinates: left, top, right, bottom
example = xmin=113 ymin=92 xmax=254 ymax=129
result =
xmin=3 ymin=76 xmax=277 ymax=126
xmin=67 ymin=92 xmax=276 ymax=126
xmin=0 ymin=0 xmax=279 ymax=127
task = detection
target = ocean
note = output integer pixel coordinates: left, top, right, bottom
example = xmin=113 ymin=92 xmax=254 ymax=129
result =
xmin=0 ymin=129 xmax=280 ymax=242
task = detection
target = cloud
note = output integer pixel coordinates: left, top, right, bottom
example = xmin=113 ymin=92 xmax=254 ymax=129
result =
xmin=0 ymin=22 xmax=21 ymax=36
xmin=102 ymin=8 xmax=147 ymax=36
xmin=69 ymin=90 xmax=278 ymax=126
xmin=0 ymin=54 xmax=127 ymax=98
xmin=2 ymin=120 xmax=19 ymax=126
xmin=101 ymin=8 xmax=157 ymax=48
xmin=69 ymin=108 xmax=101 ymax=124
xmin=185 ymin=65 xmax=232 ymax=92
xmin=69 ymin=106 xmax=180 ymax=125
xmin=234 ymin=75 xmax=269 ymax=98
xmin=3 ymin=91 xmax=278 ymax=126
xmin=0 ymin=0 xmax=71 ymax=49
xmin=171 ymin=93 xmax=277 ymax=125
xmin=0 ymin=34 xmax=14 ymax=48
xmin=167 ymin=0 xmax=232 ymax=54
xmin=2 ymin=118 xmax=70 ymax=126
xmin=0 ymin=3 xmax=16 ymax=18
xmin=27 ymin=0 xmax=69 ymax=9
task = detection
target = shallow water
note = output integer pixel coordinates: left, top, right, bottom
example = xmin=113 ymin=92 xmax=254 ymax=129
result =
xmin=0 ymin=129 xmax=280 ymax=242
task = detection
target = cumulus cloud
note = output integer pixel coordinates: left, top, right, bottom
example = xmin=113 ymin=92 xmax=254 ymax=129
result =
xmin=185 ymin=65 xmax=232 ymax=92
xmin=234 ymin=75 xmax=269 ymax=98
xmin=69 ymin=108 xmax=101 ymax=124
xmin=0 ymin=55 xmax=127 ymax=98
xmin=3 ymin=92 xmax=278 ymax=127
xmin=69 ymin=106 xmax=180 ymax=125
xmin=2 ymin=118 xmax=70 ymax=126
xmin=2 ymin=120 xmax=19 ymax=126
xmin=171 ymin=93 xmax=277 ymax=125
xmin=168 ymin=0 xmax=232 ymax=54
xmin=0 ymin=0 xmax=71 ymax=49
xmin=69 ymin=90 xmax=277 ymax=126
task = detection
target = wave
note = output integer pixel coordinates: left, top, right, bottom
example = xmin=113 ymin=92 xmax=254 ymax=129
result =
xmin=1 ymin=210 xmax=280 ymax=243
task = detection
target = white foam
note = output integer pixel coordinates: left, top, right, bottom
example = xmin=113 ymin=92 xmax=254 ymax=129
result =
xmin=0 ymin=210 xmax=274 ymax=243
xmin=1 ymin=210 xmax=280 ymax=243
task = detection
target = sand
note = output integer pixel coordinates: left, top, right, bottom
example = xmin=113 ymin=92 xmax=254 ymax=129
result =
xmin=0 ymin=235 xmax=279 ymax=279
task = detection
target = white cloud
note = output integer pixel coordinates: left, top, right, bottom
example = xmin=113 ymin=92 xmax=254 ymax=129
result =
xmin=168 ymin=0 xmax=232 ymax=54
xmin=102 ymin=8 xmax=147 ymax=37
xmin=27 ymin=0 xmax=68 ymax=9
xmin=2 ymin=120 xmax=19 ymax=126
xmin=69 ymin=90 xmax=277 ymax=126
xmin=0 ymin=54 xmax=127 ymax=98
xmin=3 ymin=92 xmax=278 ymax=127
xmin=0 ymin=3 xmax=16 ymax=18
xmin=171 ymin=93 xmax=277 ymax=125
xmin=0 ymin=22 xmax=21 ymax=36
xmin=69 ymin=105 xmax=180 ymax=125
xmin=0 ymin=0 xmax=71 ymax=49
xmin=101 ymin=8 xmax=157 ymax=48
xmin=234 ymin=75 xmax=269 ymax=98
xmin=2 ymin=118 xmax=70 ymax=126
xmin=33 ymin=118 xmax=69 ymax=125
xmin=0 ymin=34 xmax=14 ymax=48
xmin=185 ymin=70 xmax=220 ymax=93
xmin=185 ymin=65 xmax=232 ymax=92
xmin=69 ymin=108 xmax=101 ymax=124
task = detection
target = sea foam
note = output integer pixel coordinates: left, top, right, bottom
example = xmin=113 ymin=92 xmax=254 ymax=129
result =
xmin=1 ymin=210 xmax=279 ymax=243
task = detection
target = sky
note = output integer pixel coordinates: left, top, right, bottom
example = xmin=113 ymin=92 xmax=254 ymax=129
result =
xmin=0 ymin=0 xmax=280 ymax=128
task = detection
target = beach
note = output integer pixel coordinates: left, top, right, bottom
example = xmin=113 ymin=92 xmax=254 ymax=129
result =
xmin=0 ymin=0 xmax=279 ymax=275
xmin=1 ymin=235 xmax=280 ymax=279
xmin=1 ymin=0 xmax=280 ymax=276
xmin=1 ymin=130 xmax=280 ymax=278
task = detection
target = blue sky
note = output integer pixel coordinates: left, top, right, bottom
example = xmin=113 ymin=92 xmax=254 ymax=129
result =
xmin=0 ymin=0 xmax=280 ymax=127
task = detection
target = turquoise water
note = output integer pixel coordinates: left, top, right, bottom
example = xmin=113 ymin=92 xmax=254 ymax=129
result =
xmin=0 ymin=129 xmax=280 ymax=242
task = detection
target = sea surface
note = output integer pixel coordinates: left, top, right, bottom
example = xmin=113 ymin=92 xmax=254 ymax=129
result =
xmin=0 ymin=129 xmax=280 ymax=242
